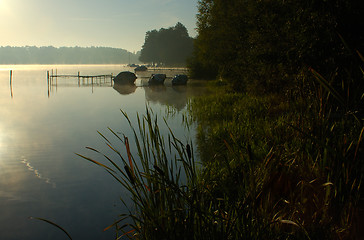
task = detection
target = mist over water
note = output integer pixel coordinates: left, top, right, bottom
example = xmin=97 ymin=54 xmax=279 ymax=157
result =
xmin=0 ymin=65 xmax=206 ymax=240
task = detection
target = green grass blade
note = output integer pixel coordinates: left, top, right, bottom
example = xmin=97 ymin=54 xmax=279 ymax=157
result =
xmin=310 ymin=67 xmax=345 ymax=106
xmin=29 ymin=217 xmax=73 ymax=240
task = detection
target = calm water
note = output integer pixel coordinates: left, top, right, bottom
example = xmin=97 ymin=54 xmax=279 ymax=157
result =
xmin=0 ymin=65 xmax=206 ymax=240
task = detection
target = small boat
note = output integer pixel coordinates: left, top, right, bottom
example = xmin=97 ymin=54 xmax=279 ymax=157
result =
xmin=113 ymin=71 xmax=137 ymax=85
xmin=134 ymin=65 xmax=148 ymax=72
xmin=148 ymin=74 xmax=166 ymax=85
xmin=172 ymin=74 xmax=188 ymax=85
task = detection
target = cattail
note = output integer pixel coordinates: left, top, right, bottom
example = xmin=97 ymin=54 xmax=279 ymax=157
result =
xmin=124 ymin=136 xmax=134 ymax=175
xmin=124 ymin=165 xmax=135 ymax=185
xmin=186 ymin=144 xmax=191 ymax=160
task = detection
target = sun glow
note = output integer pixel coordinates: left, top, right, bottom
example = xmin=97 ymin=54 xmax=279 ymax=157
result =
xmin=0 ymin=0 xmax=14 ymax=14
xmin=0 ymin=0 xmax=9 ymax=13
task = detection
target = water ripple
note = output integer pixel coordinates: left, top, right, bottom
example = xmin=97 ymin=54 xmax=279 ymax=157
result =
xmin=21 ymin=156 xmax=56 ymax=188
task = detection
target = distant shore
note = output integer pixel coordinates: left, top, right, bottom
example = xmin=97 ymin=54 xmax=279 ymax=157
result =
xmin=0 ymin=46 xmax=140 ymax=65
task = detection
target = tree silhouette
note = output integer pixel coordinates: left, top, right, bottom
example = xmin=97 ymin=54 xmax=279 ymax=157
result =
xmin=139 ymin=22 xmax=194 ymax=66
xmin=189 ymin=0 xmax=364 ymax=93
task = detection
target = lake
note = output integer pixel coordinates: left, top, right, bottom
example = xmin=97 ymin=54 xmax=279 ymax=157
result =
xmin=0 ymin=65 xmax=207 ymax=240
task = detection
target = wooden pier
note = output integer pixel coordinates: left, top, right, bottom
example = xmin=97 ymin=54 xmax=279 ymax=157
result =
xmin=47 ymin=70 xmax=114 ymax=87
xmin=46 ymin=70 xmax=114 ymax=97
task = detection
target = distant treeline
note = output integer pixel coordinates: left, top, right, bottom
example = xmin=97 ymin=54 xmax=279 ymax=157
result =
xmin=0 ymin=46 xmax=140 ymax=64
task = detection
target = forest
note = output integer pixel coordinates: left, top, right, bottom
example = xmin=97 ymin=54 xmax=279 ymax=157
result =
xmin=0 ymin=46 xmax=140 ymax=64
xmin=189 ymin=0 xmax=364 ymax=94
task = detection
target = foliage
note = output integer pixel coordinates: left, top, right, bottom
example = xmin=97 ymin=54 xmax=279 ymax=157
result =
xmin=0 ymin=46 xmax=140 ymax=64
xmin=29 ymin=217 xmax=73 ymax=240
xmin=139 ymin=23 xmax=194 ymax=66
xmin=78 ymin=109 xmax=282 ymax=239
xmin=189 ymin=51 xmax=364 ymax=238
xmin=78 ymin=49 xmax=363 ymax=238
xmin=76 ymin=1 xmax=364 ymax=238
xmin=186 ymin=1 xmax=364 ymax=236
xmin=189 ymin=0 xmax=364 ymax=93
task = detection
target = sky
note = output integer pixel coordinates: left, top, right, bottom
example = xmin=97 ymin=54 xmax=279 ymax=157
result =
xmin=0 ymin=0 xmax=199 ymax=52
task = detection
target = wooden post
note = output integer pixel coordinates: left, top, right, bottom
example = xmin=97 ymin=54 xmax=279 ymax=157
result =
xmin=9 ymin=70 xmax=12 ymax=85
xmin=47 ymin=70 xmax=50 ymax=97
xmin=91 ymin=77 xmax=94 ymax=93
xmin=55 ymin=69 xmax=58 ymax=86
xmin=10 ymin=70 xmax=13 ymax=98
xmin=78 ymin=71 xmax=80 ymax=86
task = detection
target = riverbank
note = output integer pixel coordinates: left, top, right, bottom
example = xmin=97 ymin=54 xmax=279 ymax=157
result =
xmin=79 ymin=77 xmax=362 ymax=239
xmin=187 ymin=81 xmax=363 ymax=239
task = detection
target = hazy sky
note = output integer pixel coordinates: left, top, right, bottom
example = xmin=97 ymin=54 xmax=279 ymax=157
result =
xmin=0 ymin=0 xmax=198 ymax=52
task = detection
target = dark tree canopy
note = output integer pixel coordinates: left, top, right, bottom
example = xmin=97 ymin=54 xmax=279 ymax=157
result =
xmin=139 ymin=22 xmax=194 ymax=66
xmin=189 ymin=0 xmax=364 ymax=93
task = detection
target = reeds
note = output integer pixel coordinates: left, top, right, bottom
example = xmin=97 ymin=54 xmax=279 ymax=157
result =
xmin=78 ymin=108 xmax=264 ymax=239
xmin=188 ymin=51 xmax=364 ymax=239
xmin=76 ymin=50 xmax=363 ymax=239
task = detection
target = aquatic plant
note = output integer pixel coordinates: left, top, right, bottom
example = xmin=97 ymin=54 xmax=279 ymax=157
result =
xmin=77 ymin=109 xmax=223 ymax=239
xmin=189 ymin=51 xmax=364 ymax=239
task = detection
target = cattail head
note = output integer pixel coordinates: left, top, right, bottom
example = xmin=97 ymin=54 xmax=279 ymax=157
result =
xmin=186 ymin=144 xmax=191 ymax=160
xmin=124 ymin=165 xmax=135 ymax=185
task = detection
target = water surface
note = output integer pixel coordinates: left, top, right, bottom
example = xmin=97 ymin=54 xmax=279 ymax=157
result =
xmin=0 ymin=65 xmax=206 ymax=240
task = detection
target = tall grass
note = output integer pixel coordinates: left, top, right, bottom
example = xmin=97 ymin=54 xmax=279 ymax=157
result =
xmin=188 ymin=52 xmax=364 ymax=239
xmin=77 ymin=50 xmax=363 ymax=239
xmin=78 ymin=109 xmax=274 ymax=239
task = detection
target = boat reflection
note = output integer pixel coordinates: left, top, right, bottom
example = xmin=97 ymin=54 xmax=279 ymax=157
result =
xmin=112 ymin=83 xmax=137 ymax=95
xmin=144 ymin=85 xmax=188 ymax=111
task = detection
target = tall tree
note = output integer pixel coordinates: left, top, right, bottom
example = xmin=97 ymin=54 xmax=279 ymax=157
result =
xmin=139 ymin=23 xmax=194 ymax=66
xmin=190 ymin=0 xmax=364 ymax=93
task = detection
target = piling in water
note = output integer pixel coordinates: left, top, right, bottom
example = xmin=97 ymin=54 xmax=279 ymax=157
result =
xmin=10 ymin=70 xmax=13 ymax=98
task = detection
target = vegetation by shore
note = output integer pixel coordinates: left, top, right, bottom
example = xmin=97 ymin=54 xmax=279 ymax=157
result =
xmin=81 ymin=78 xmax=362 ymax=239
xmin=78 ymin=1 xmax=363 ymax=239
xmin=183 ymin=1 xmax=364 ymax=238
xmin=188 ymin=78 xmax=363 ymax=239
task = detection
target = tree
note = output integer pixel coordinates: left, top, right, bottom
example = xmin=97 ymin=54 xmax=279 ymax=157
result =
xmin=189 ymin=0 xmax=364 ymax=93
xmin=139 ymin=23 xmax=194 ymax=66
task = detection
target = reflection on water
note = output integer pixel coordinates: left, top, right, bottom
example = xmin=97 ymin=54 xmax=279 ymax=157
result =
xmin=145 ymin=85 xmax=187 ymax=110
xmin=0 ymin=65 xmax=206 ymax=240
xmin=21 ymin=156 xmax=56 ymax=188
xmin=113 ymin=83 xmax=137 ymax=95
